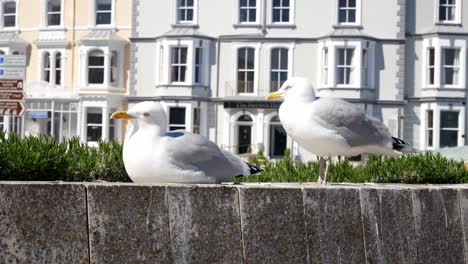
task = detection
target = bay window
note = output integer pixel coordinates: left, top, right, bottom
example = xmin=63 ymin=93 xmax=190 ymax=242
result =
xmin=427 ymin=48 xmax=435 ymax=85
xmin=426 ymin=110 xmax=434 ymax=148
xmin=237 ymin=47 xmax=255 ymax=94
xmin=41 ymin=51 xmax=63 ymax=86
xmin=194 ymin=48 xmax=202 ymax=84
xmin=88 ymin=50 xmax=105 ymax=84
xmin=422 ymin=104 xmax=465 ymax=149
xmin=270 ymin=48 xmax=288 ymax=92
xmin=169 ymin=107 xmax=186 ymax=131
xmin=440 ymin=111 xmax=459 ymax=147
xmin=442 ymin=48 xmax=459 ymax=86
xmin=43 ymin=52 xmax=51 ymax=82
xmin=55 ymin=53 xmax=62 ymax=85
xmin=337 ymin=48 xmax=354 ymax=85
xmin=86 ymin=108 xmax=103 ymax=143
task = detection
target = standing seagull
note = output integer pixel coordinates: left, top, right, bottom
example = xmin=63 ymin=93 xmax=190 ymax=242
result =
xmin=111 ymin=102 xmax=261 ymax=184
xmin=266 ymin=77 xmax=412 ymax=184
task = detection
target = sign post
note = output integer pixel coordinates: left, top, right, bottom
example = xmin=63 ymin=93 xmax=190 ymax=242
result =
xmin=0 ymin=55 xmax=26 ymax=118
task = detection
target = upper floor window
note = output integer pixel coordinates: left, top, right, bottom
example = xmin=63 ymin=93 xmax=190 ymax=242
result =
xmin=96 ymin=0 xmax=112 ymax=25
xmin=47 ymin=0 xmax=61 ymax=26
xmin=322 ymin=48 xmax=329 ymax=86
xmin=171 ymin=47 xmax=188 ymax=83
xmin=88 ymin=50 xmax=105 ymax=84
xmin=272 ymin=0 xmax=290 ymax=23
xmin=194 ymin=47 xmax=202 ymax=84
xmin=177 ymin=0 xmax=194 ymax=23
xmin=41 ymin=51 xmax=63 ymax=85
xmin=169 ymin=107 xmax=186 ymax=131
xmin=427 ymin=48 xmax=435 ymax=85
xmin=361 ymin=49 xmax=368 ymax=87
xmin=270 ymin=48 xmax=288 ymax=92
xmin=442 ymin=48 xmax=460 ymax=86
xmin=438 ymin=0 xmax=457 ymax=22
xmin=237 ymin=47 xmax=255 ymax=94
xmin=110 ymin=51 xmax=117 ymax=85
xmin=3 ymin=1 xmax=16 ymax=28
xmin=55 ymin=53 xmax=62 ymax=85
xmin=240 ymin=0 xmax=257 ymax=23
xmin=336 ymin=48 xmax=354 ymax=85
xmin=338 ymin=0 xmax=356 ymax=24
xmin=43 ymin=52 xmax=51 ymax=83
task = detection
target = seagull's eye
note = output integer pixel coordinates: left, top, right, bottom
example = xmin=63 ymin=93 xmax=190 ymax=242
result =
xmin=143 ymin=112 xmax=150 ymax=117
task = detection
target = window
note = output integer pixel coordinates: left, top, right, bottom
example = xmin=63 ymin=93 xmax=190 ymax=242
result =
xmin=322 ymin=48 xmax=328 ymax=86
xmin=171 ymin=47 xmax=188 ymax=83
xmin=240 ymin=0 xmax=257 ymax=23
xmin=362 ymin=49 xmax=368 ymax=87
xmin=43 ymin=52 xmax=51 ymax=82
xmin=338 ymin=0 xmax=356 ymax=24
xmin=96 ymin=0 xmax=112 ymax=25
xmin=270 ymin=48 xmax=288 ymax=92
xmin=47 ymin=0 xmax=61 ymax=26
xmin=272 ymin=0 xmax=290 ymax=23
xmin=427 ymin=48 xmax=435 ymax=85
xmin=193 ymin=107 xmax=200 ymax=134
xmin=86 ymin=108 xmax=102 ymax=142
xmin=269 ymin=116 xmax=287 ymax=157
xmin=440 ymin=111 xmax=459 ymax=147
xmin=88 ymin=50 xmax=105 ymax=84
xmin=3 ymin=1 xmax=16 ymax=28
xmin=237 ymin=47 xmax=255 ymax=94
xmin=177 ymin=0 xmax=194 ymax=23
xmin=169 ymin=107 xmax=186 ymax=131
xmin=426 ymin=110 xmax=433 ymax=147
xmin=337 ymin=48 xmax=354 ymax=85
xmin=442 ymin=48 xmax=459 ymax=85
xmin=55 ymin=52 xmax=62 ymax=85
xmin=194 ymin=47 xmax=202 ymax=84
xmin=439 ymin=0 xmax=456 ymax=22
xmin=110 ymin=51 xmax=117 ymax=85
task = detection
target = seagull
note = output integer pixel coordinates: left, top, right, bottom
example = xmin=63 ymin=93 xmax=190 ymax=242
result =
xmin=266 ymin=77 xmax=412 ymax=184
xmin=111 ymin=101 xmax=261 ymax=184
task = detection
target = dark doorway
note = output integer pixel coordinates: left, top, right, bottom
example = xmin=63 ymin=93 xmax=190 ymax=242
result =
xmin=238 ymin=125 xmax=251 ymax=154
xmin=270 ymin=124 xmax=287 ymax=157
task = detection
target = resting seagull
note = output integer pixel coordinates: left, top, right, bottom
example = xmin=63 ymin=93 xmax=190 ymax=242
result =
xmin=266 ymin=77 xmax=412 ymax=184
xmin=111 ymin=102 xmax=261 ymax=184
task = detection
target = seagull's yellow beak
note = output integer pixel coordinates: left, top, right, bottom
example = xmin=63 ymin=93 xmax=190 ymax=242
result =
xmin=266 ymin=91 xmax=284 ymax=100
xmin=110 ymin=110 xmax=135 ymax=120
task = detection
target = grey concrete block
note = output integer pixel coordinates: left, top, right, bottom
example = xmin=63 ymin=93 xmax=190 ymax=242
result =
xmin=167 ymin=185 xmax=242 ymax=264
xmin=0 ymin=183 xmax=88 ymax=264
xmin=412 ymin=188 xmax=464 ymax=264
xmin=87 ymin=184 xmax=172 ymax=264
xmin=304 ymin=187 xmax=365 ymax=264
xmin=360 ymin=188 xmax=417 ymax=264
xmin=239 ymin=187 xmax=307 ymax=264
xmin=455 ymin=188 xmax=468 ymax=264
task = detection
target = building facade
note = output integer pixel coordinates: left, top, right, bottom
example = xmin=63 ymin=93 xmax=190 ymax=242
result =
xmin=131 ymin=0 xmax=415 ymax=160
xmin=1 ymin=0 xmax=132 ymax=146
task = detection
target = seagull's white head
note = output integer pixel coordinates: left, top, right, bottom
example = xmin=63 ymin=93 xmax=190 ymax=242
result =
xmin=111 ymin=101 xmax=168 ymax=132
xmin=266 ymin=77 xmax=316 ymax=102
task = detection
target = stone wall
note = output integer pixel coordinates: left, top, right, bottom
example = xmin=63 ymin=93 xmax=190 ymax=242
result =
xmin=1 ymin=182 xmax=468 ymax=263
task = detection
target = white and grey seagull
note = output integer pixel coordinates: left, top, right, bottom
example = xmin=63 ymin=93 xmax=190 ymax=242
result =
xmin=111 ymin=101 xmax=261 ymax=184
xmin=266 ymin=77 xmax=412 ymax=184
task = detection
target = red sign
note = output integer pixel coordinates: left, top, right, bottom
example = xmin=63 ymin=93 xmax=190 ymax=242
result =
xmin=0 ymin=91 xmax=24 ymax=100
xmin=0 ymin=101 xmax=25 ymax=116
xmin=0 ymin=80 xmax=23 ymax=91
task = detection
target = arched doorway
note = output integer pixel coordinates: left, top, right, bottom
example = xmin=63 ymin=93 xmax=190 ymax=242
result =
xmin=269 ymin=115 xmax=287 ymax=157
xmin=237 ymin=115 xmax=253 ymax=154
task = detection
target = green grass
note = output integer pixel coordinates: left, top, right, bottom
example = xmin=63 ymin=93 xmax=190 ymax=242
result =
xmin=233 ymin=150 xmax=468 ymax=184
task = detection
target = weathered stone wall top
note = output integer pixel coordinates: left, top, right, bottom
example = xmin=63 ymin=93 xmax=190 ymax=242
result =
xmin=2 ymin=182 xmax=468 ymax=264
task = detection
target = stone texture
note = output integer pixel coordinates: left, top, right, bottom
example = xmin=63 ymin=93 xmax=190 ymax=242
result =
xmin=304 ymin=187 xmax=365 ymax=264
xmin=360 ymin=188 xmax=417 ymax=264
xmin=0 ymin=183 xmax=88 ymax=264
xmin=87 ymin=184 xmax=172 ymax=264
xmin=412 ymin=188 xmax=464 ymax=264
xmin=239 ymin=187 xmax=307 ymax=264
xmin=167 ymin=185 xmax=242 ymax=264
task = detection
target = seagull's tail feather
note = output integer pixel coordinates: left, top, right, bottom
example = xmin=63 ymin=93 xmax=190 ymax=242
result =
xmin=392 ymin=137 xmax=416 ymax=153
xmin=246 ymin=162 xmax=263 ymax=175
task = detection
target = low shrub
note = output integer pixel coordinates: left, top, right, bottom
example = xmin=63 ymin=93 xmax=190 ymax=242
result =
xmin=0 ymin=131 xmax=130 ymax=182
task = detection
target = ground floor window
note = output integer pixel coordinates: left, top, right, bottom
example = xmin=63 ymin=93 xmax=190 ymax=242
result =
xmin=169 ymin=107 xmax=186 ymax=131
xmin=237 ymin=115 xmax=253 ymax=154
xmin=269 ymin=116 xmax=287 ymax=157
xmin=440 ymin=111 xmax=459 ymax=148
xmin=86 ymin=108 xmax=103 ymax=143
xmin=423 ymin=105 xmax=463 ymax=149
xmin=9 ymin=117 xmax=22 ymax=135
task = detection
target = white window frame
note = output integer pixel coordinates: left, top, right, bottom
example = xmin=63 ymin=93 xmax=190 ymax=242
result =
xmin=85 ymin=107 xmax=103 ymax=145
xmin=427 ymin=48 xmax=436 ymax=86
xmin=269 ymin=47 xmax=289 ymax=92
xmin=422 ymin=38 xmax=467 ymax=89
xmin=436 ymin=0 xmax=461 ymax=24
xmin=236 ymin=46 xmax=257 ymax=95
xmin=426 ymin=109 xmax=434 ymax=148
xmin=87 ymin=49 xmax=106 ymax=85
xmin=336 ymin=47 xmax=355 ymax=86
xmin=336 ymin=0 xmax=361 ymax=26
xmin=39 ymin=49 xmax=65 ymax=86
xmin=168 ymin=106 xmax=187 ymax=131
xmin=89 ymin=0 xmax=115 ymax=28
xmin=0 ymin=0 xmax=17 ymax=30
xmin=232 ymin=43 xmax=260 ymax=96
xmin=420 ymin=103 xmax=465 ymax=150
xmin=234 ymin=0 xmax=261 ymax=25
xmin=170 ymin=46 xmax=189 ymax=84
xmin=80 ymin=46 xmax=123 ymax=89
xmin=175 ymin=0 xmax=198 ymax=25
xmin=194 ymin=47 xmax=202 ymax=84
xmin=42 ymin=0 xmax=64 ymax=28
xmin=442 ymin=48 xmax=460 ymax=86
xmin=271 ymin=0 xmax=294 ymax=24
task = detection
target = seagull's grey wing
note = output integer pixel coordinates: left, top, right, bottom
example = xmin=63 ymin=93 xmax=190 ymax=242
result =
xmin=163 ymin=131 xmax=249 ymax=180
xmin=311 ymin=98 xmax=393 ymax=148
